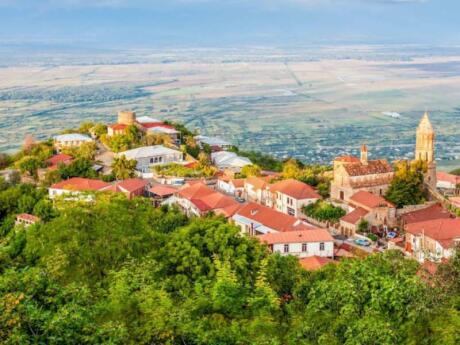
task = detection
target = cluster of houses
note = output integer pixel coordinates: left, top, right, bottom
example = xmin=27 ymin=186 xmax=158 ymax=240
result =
xmin=11 ymin=111 xmax=460 ymax=272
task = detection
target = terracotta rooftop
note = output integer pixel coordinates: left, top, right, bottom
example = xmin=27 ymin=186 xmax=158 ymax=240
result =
xmin=405 ymin=218 xmax=460 ymax=249
xmin=16 ymin=213 xmax=40 ymax=222
xmin=437 ymin=171 xmax=460 ymax=185
xmin=236 ymin=202 xmax=314 ymax=232
xmin=149 ymin=184 xmax=177 ymax=197
xmin=230 ymin=178 xmax=245 ymax=188
xmin=109 ymin=123 xmax=128 ymax=130
xmin=51 ymin=177 xmax=110 ymax=191
xmin=349 ymin=190 xmax=394 ymax=209
xmin=178 ymin=182 xmax=240 ymax=216
xmin=258 ymin=228 xmax=333 ymax=245
xmin=113 ymin=178 xmax=149 ymax=193
xmin=245 ymin=176 xmax=271 ymax=190
xmin=334 ymin=155 xmax=360 ymax=163
xmin=269 ymin=178 xmax=320 ymax=200
xmin=344 ymin=159 xmax=393 ymax=177
xmin=46 ymin=153 xmax=73 ymax=167
xmin=299 ymin=256 xmax=336 ymax=271
xmin=140 ymin=122 xmax=175 ymax=130
xmin=340 ymin=207 xmax=369 ymax=225
xmin=401 ymin=204 xmax=452 ymax=225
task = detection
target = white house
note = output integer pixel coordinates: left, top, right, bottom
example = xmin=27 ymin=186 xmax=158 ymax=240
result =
xmin=243 ymin=176 xmax=271 ymax=205
xmin=49 ymin=177 xmax=111 ymax=199
xmin=405 ymin=218 xmax=460 ymax=263
xmin=195 ymin=135 xmax=233 ymax=151
xmin=211 ymin=151 xmax=251 ymax=172
xmin=257 ymin=229 xmax=334 ymax=258
xmin=232 ymin=202 xmax=314 ymax=236
xmin=436 ymin=171 xmax=460 ymax=193
xmin=217 ymin=177 xmax=245 ymax=197
xmin=268 ymin=179 xmax=321 ymax=217
xmin=118 ymin=145 xmax=183 ymax=175
xmin=54 ymin=133 xmax=93 ymax=151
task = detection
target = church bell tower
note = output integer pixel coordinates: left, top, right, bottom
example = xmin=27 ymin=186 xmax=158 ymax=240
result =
xmin=415 ymin=112 xmax=436 ymax=188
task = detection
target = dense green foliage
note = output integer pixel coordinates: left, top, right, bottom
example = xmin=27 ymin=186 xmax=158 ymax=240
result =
xmin=303 ymin=200 xmax=346 ymax=223
xmin=231 ymin=147 xmax=284 ymax=172
xmin=450 ymin=167 xmax=460 ymax=176
xmin=386 ymin=160 xmax=427 ymax=208
xmin=0 ymin=182 xmax=459 ymax=344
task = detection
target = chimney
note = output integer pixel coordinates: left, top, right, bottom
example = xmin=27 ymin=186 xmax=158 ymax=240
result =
xmin=360 ymin=144 xmax=368 ymax=165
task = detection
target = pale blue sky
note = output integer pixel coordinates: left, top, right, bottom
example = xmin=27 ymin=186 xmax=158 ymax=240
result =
xmin=0 ymin=0 xmax=458 ymax=47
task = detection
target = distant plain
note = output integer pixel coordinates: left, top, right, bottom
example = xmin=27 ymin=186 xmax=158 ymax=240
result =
xmin=0 ymin=46 xmax=459 ymax=169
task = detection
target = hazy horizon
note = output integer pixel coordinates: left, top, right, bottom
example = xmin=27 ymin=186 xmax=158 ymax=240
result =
xmin=0 ymin=1 xmax=459 ymax=48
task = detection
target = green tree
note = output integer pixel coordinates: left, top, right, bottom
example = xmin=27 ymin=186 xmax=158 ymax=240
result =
xmin=386 ymin=160 xmax=426 ymax=208
xmin=111 ymin=155 xmax=137 ymax=180
xmin=241 ymin=164 xmax=262 ymax=177
xmin=16 ymin=156 xmax=41 ymax=179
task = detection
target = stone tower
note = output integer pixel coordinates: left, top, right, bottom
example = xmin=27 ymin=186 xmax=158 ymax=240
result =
xmin=415 ymin=112 xmax=436 ymax=188
xmin=360 ymin=144 xmax=368 ymax=165
xmin=118 ymin=110 xmax=136 ymax=125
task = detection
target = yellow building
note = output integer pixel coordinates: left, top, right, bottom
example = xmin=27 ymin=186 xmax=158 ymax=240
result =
xmin=415 ymin=112 xmax=437 ymax=188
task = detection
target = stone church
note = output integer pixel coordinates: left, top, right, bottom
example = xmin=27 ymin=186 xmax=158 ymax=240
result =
xmin=331 ymin=112 xmax=437 ymax=202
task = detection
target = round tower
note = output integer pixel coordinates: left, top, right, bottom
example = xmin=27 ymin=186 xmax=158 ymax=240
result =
xmin=118 ymin=111 xmax=136 ymax=125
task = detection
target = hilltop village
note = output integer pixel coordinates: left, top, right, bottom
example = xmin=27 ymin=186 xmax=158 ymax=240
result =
xmin=1 ymin=110 xmax=459 ymax=272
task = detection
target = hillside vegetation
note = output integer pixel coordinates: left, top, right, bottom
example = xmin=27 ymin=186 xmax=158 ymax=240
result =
xmin=0 ymin=181 xmax=459 ymax=344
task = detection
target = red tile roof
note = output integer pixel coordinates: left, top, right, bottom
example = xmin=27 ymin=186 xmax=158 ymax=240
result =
xmin=140 ymin=122 xmax=175 ymax=130
xmin=245 ymin=176 xmax=271 ymax=190
xmin=340 ymin=207 xmax=369 ymax=225
xmin=16 ymin=213 xmax=40 ymax=222
xmin=258 ymin=229 xmax=333 ymax=245
xmin=51 ymin=177 xmax=110 ymax=191
xmin=334 ymin=155 xmax=360 ymax=163
xmin=113 ymin=178 xmax=149 ymax=193
xmin=401 ymin=204 xmax=452 ymax=225
xmin=46 ymin=153 xmax=73 ymax=167
xmin=109 ymin=124 xmax=128 ymax=130
xmin=344 ymin=159 xmax=393 ymax=177
xmin=178 ymin=182 xmax=240 ymax=216
xmin=299 ymin=256 xmax=336 ymax=271
xmin=349 ymin=190 xmax=394 ymax=209
xmin=149 ymin=185 xmax=177 ymax=197
xmin=269 ymin=178 xmax=321 ymax=200
xmin=230 ymin=178 xmax=245 ymax=188
xmin=437 ymin=171 xmax=460 ymax=185
xmin=236 ymin=202 xmax=314 ymax=232
xmin=405 ymin=218 xmax=460 ymax=248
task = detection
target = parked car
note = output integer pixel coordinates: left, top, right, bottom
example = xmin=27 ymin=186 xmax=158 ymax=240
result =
xmin=354 ymin=238 xmax=371 ymax=247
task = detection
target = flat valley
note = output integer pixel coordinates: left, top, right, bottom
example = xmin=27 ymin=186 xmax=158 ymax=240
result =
xmin=1 ymin=45 xmax=460 ymax=169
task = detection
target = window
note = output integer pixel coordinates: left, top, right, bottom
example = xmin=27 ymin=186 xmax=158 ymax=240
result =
xmin=340 ymin=191 xmax=344 ymax=200
xmin=150 ymin=158 xmax=154 ymax=164
xmin=287 ymin=207 xmax=295 ymax=216
xmin=319 ymin=242 xmax=325 ymax=251
xmin=284 ymin=244 xmax=289 ymax=253
xmin=302 ymin=243 xmax=308 ymax=252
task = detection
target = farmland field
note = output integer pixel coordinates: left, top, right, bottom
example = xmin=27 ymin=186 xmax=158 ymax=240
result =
xmin=0 ymin=45 xmax=460 ymax=170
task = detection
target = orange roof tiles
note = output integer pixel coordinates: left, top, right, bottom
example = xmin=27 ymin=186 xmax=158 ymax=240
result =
xmin=334 ymin=155 xmax=360 ymax=163
xmin=51 ymin=177 xmax=110 ymax=191
xmin=344 ymin=159 xmax=393 ymax=177
xmin=16 ymin=213 xmax=40 ymax=222
xmin=258 ymin=228 xmax=333 ymax=245
xmin=236 ymin=202 xmax=314 ymax=232
xmin=245 ymin=176 xmax=271 ymax=190
xmin=149 ymin=185 xmax=177 ymax=197
xmin=178 ymin=182 xmax=240 ymax=216
xmin=109 ymin=124 xmax=128 ymax=130
xmin=269 ymin=178 xmax=320 ymax=200
xmin=401 ymin=204 xmax=452 ymax=225
xmin=340 ymin=207 xmax=369 ymax=225
xmin=349 ymin=190 xmax=394 ymax=209
xmin=405 ymin=218 xmax=460 ymax=248
xmin=46 ymin=153 xmax=73 ymax=166
xmin=437 ymin=171 xmax=460 ymax=185
xmin=113 ymin=178 xmax=149 ymax=193
xmin=299 ymin=256 xmax=336 ymax=271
